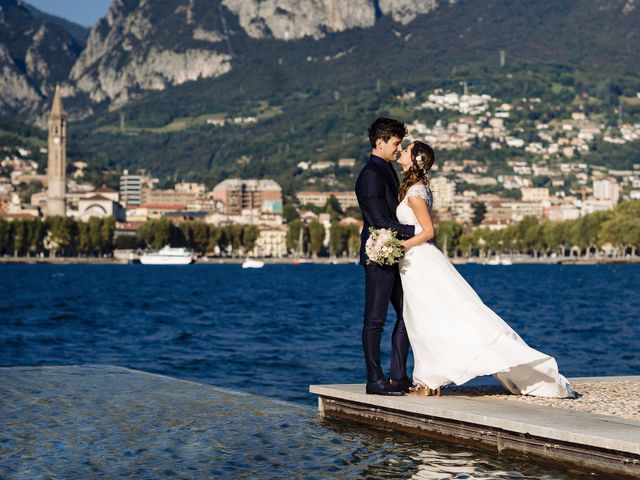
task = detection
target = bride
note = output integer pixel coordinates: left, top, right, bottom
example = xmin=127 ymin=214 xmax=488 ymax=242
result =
xmin=395 ymin=141 xmax=575 ymax=398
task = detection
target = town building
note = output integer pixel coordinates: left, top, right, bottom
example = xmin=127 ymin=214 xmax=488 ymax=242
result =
xmin=120 ymin=171 xmax=143 ymax=206
xmin=75 ymin=195 xmax=126 ymax=222
xmin=296 ymin=191 xmax=359 ymax=210
xmin=211 ymin=179 xmax=283 ymax=216
xmin=593 ymin=178 xmax=620 ymax=206
xmin=142 ymin=188 xmax=199 ymax=206
xmin=162 ymin=210 xmax=208 ymax=224
xmin=581 ymin=199 xmax=618 ymax=215
xmin=134 ymin=204 xmax=188 ymax=221
xmin=310 ymin=161 xmax=334 ymax=171
xmin=430 ymin=176 xmax=456 ymax=209
xmin=338 ymin=158 xmax=357 ymax=168
xmin=483 ymin=199 xmax=544 ymax=226
xmin=449 ymin=196 xmax=473 ymax=224
xmin=545 ymin=204 xmax=581 ymax=222
xmin=175 ymin=182 xmax=206 ymax=196
xmin=250 ymin=226 xmax=288 ymax=258
xmin=521 ymin=187 xmax=550 ymax=203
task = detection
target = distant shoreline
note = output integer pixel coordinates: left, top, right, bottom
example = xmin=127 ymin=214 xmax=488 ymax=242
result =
xmin=1 ymin=256 xmax=639 ymax=266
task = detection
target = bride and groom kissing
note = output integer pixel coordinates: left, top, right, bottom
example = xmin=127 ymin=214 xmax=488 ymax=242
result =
xmin=355 ymin=117 xmax=575 ymax=398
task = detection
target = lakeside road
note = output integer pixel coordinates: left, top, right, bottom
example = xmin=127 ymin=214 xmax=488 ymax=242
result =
xmin=0 ymin=256 xmax=639 ymax=265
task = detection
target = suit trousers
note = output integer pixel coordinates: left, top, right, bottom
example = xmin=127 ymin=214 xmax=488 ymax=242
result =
xmin=362 ymin=263 xmax=410 ymax=383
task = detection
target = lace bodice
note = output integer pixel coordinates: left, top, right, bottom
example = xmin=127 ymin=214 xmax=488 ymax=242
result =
xmin=396 ymin=184 xmax=433 ymax=232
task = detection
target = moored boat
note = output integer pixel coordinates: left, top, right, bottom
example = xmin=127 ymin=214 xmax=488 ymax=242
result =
xmin=292 ymin=258 xmax=313 ymax=265
xmin=241 ymin=258 xmax=264 ymax=269
xmin=139 ymin=246 xmax=194 ymax=265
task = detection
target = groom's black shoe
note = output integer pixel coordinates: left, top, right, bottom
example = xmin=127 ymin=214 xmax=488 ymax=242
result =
xmin=388 ymin=378 xmax=413 ymax=394
xmin=366 ymin=379 xmax=404 ymax=396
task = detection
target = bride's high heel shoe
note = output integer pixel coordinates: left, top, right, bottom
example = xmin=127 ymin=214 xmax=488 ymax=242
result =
xmin=408 ymin=383 xmax=428 ymax=396
xmin=409 ymin=384 xmax=441 ymax=397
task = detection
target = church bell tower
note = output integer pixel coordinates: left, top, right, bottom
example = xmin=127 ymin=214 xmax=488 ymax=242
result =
xmin=47 ymin=85 xmax=67 ymax=217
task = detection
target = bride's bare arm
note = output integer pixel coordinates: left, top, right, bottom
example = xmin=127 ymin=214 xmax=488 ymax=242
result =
xmin=401 ymin=196 xmax=435 ymax=250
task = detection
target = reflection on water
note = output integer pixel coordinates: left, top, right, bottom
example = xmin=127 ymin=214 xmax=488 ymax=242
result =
xmin=320 ymin=419 xmax=595 ymax=480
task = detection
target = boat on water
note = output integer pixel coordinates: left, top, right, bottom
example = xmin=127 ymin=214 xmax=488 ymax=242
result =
xmin=292 ymin=258 xmax=313 ymax=265
xmin=484 ymin=255 xmax=513 ymax=266
xmin=139 ymin=246 xmax=194 ymax=265
xmin=242 ymin=258 xmax=265 ymax=269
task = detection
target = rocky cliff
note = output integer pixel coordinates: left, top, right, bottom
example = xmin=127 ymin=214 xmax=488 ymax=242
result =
xmin=221 ymin=0 xmax=375 ymax=40
xmin=69 ymin=1 xmax=230 ymax=108
xmin=67 ymin=0 xmax=450 ymax=110
xmin=0 ymin=0 xmax=84 ymax=121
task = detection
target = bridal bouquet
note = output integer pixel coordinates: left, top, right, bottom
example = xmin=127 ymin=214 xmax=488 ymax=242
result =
xmin=365 ymin=227 xmax=404 ymax=266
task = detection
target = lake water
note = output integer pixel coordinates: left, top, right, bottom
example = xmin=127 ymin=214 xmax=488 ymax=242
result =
xmin=1 ymin=264 xmax=639 ymax=479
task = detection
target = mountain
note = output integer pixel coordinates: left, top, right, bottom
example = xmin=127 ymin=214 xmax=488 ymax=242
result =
xmin=66 ymin=0 xmax=452 ymax=111
xmin=21 ymin=2 xmax=90 ymax=46
xmin=1 ymin=0 xmax=640 ymax=189
xmin=0 ymin=0 xmax=85 ymax=121
xmin=4 ymin=0 xmax=639 ymax=123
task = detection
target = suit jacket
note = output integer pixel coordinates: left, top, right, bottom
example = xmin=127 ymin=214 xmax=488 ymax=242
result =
xmin=355 ymin=154 xmax=415 ymax=265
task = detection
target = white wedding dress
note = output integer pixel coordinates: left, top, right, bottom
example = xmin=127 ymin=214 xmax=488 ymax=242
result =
xmin=397 ymin=184 xmax=575 ymax=398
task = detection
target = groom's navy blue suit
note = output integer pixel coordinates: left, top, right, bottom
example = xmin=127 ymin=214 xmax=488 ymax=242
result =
xmin=355 ymin=154 xmax=415 ymax=383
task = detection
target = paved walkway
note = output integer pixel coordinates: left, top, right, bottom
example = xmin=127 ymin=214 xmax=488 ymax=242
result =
xmin=440 ymin=376 xmax=640 ymax=420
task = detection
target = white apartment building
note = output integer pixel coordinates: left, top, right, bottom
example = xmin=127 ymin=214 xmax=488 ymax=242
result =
xmin=430 ymin=176 xmax=456 ymax=209
xmin=250 ymin=226 xmax=288 ymax=258
xmin=521 ymin=187 xmax=550 ymax=203
xmin=593 ymin=178 xmax=620 ymax=205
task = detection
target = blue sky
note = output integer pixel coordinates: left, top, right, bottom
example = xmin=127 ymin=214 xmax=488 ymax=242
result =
xmin=24 ymin=0 xmax=112 ymax=27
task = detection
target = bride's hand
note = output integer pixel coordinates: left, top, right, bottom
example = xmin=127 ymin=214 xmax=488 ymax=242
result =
xmin=400 ymin=241 xmax=410 ymax=251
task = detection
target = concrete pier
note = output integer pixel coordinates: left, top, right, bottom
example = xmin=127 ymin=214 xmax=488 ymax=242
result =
xmin=310 ymin=377 xmax=640 ymax=478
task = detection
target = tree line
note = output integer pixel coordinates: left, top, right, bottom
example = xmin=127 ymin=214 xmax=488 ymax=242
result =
xmin=0 ymin=216 xmax=115 ymax=257
xmin=435 ymin=200 xmax=640 ymax=258
xmin=285 ymin=219 xmax=361 ymax=258
xmin=0 ymin=214 xmax=360 ymax=259
xmin=135 ymin=218 xmax=260 ymax=256
xmin=0 ymin=216 xmax=262 ymax=258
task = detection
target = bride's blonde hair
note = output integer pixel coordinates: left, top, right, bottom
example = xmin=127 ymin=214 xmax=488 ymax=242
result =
xmin=398 ymin=141 xmax=435 ymax=202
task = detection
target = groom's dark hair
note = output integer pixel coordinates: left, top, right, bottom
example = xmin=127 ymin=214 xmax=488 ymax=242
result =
xmin=368 ymin=118 xmax=407 ymax=148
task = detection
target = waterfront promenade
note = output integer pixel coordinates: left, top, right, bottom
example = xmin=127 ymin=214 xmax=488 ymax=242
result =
xmin=0 ymin=255 xmax=639 ymax=265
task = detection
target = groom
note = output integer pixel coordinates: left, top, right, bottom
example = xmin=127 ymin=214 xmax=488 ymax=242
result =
xmin=355 ymin=118 xmax=416 ymax=396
